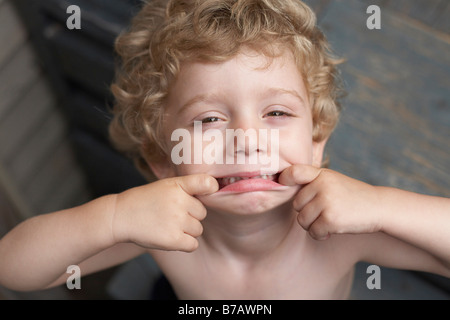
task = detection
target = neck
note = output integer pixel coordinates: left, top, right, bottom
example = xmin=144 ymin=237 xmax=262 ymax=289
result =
xmin=200 ymin=201 xmax=300 ymax=263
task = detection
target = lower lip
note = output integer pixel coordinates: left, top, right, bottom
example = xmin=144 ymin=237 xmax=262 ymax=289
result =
xmin=217 ymin=178 xmax=283 ymax=193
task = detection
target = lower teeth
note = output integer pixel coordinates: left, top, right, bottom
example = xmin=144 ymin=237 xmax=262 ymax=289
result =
xmin=219 ymin=174 xmax=277 ymax=186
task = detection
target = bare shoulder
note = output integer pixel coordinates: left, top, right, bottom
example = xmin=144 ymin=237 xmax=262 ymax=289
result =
xmin=306 ymin=233 xmax=362 ymax=267
xmin=343 ymin=232 xmax=449 ymax=277
xmin=302 ymin=231 xmax=435 ymax=271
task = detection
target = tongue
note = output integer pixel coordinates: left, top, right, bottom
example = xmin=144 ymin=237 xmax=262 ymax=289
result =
xmin=217 ymin=176 xmax=281 ymax=193
xmin=218 ymin=174 xmax=279 ymax=189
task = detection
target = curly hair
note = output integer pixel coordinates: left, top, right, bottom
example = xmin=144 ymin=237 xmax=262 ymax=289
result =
xmin=109 ymin=0 xmax=344 ymax=180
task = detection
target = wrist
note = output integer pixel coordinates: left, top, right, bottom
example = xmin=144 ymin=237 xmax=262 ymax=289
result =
xmin=106 ymin=193 xmax=127 ymax=245
xmin=108 ymin=190 xmax=137 ymax=245
xmin=375 ymin=186 xmax=399 ymax=234
xmin=82 ymin=194 xmax=121 ymax=248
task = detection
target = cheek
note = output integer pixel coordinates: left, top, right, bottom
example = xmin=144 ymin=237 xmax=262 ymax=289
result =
xmin=278 ymin=127 xmax=314 ymax=165
xmin=171 ymin=163 xmax=211 ymax=176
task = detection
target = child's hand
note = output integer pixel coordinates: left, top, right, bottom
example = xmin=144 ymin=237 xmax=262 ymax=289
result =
xmin=112 ymin=174 xmax=218 ymax=252
xmin=279 ymin=164 xmax=383 ymax=240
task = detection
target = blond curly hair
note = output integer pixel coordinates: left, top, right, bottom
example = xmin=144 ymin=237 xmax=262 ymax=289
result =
xmin=109 ymin=0 xmax=344 ymax=180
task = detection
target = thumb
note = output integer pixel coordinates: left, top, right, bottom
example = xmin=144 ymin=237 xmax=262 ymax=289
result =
xmin=176 ymin=174 xmax=219 ymax=196
xmin=278 ymin=164 xmax=322 ymax=186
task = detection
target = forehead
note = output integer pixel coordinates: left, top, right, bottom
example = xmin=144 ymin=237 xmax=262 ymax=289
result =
xmin=165 ymin=49 xmax=309 ymax=111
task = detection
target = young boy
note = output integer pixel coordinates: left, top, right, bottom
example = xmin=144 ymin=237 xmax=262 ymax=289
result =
xmin=0 ymin=0 xmax=449 ymax=299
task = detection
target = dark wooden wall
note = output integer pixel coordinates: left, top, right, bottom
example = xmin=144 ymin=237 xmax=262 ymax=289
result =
xmin=306 ymin=0 xmax=450 ymax=297
xmin=12 ymin=0 xmax=147 ymax=201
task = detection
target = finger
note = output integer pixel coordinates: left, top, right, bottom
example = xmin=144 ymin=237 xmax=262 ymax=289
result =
xmin=176 ymin=174 xmax=219 ymax=196
xmin=292 ymin=184 xmax=317 ymax=212
xmin=278 ymin=164 xmax=322 ymax=186
xmin=187 ymin=197 xmax=208 ymax=221
xmin=308 ymin=215 xmax=331 ymax=241
xmin=296 ymin=199 xmax=321 ymax=231
xmin=183 ymin=217 xmax=204 ymax=238
xmin=178 ymin=234 xmax=199 ymax=252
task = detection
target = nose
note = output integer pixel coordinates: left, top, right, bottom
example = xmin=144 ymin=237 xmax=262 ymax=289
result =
xmin=224 ymin=117 xmax=268 ymax=164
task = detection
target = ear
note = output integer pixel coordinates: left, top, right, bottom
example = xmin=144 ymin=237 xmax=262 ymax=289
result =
xmin=312 ymin=138 xmax=328 ymax=168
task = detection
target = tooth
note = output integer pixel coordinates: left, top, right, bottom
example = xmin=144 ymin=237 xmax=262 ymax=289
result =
xmin=221 ymin=174 xmax=279 ymax=185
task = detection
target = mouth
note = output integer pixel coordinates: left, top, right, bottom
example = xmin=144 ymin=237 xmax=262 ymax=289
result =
xmin=216 ymin=172 xmax=282 ymax=193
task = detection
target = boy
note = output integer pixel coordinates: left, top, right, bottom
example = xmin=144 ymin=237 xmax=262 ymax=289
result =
xmin=0 ymin=0 xmax=449 ymax=299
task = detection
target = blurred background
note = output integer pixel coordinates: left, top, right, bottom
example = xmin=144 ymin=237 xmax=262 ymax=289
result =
xmin=0 ymin=0 xmax=448 ymax=299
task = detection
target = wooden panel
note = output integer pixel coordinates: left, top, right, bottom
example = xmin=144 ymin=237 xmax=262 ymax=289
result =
xmin=302 ymin=0 xmax=332 ymax=22
xmin=433 ymin=3 xmax=450 ymax=33
xmin=0 ymin=0 xmax=92 ymax=222
xmin=0 ymin=78 xmax=54 ymax=161
xmin=319 ymin=0 xmax=450 ymax=198
xmin=25 ymin=140 xmax=91 ymax=214
xmin=0 ymin=180 xmax=21 ymax=236
xmin=317 ymin=0 xmax=450 ymax=296
xmin=6 ymin=109 xmax=67 ymax=190
xmin=384 ymin=0 xmax=447 ymax=29
xmin=47 ymin=30 xmax=115 ymax=98
xmin=358 ymin=0 xmax=449 ymax=34
xmin=0 ymin=42 xmax=40 ymax=121
xmin=38 ymin=0 xmax=139 ymax=45
xmin=0 ymin=0 xmax=27 ymax=64
xmin=42 ymin=165 xmax=91 ymax=214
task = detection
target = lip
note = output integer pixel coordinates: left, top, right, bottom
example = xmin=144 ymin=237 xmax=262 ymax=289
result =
xmin=216 ymin=172 xmax=283 ymax=193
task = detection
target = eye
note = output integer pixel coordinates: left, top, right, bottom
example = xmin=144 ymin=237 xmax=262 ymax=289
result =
xmin=265 ymin=110 xmax=291 ymax=117
xmin=201 ymin=116 xmax=222 ymax=123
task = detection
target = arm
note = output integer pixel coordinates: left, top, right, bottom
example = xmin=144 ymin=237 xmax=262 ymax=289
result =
xmin=279 ymin=164 xmax=450 ymax=277
xmin=0 ymin=195 xmax=119 ymax=291
xmin=372 ymin=187 xmax=450 ymax=273
xmin=44 ymin=242 xmax=146 ymax=289
xmin=0 ymin=174 xmax=218 ymax=291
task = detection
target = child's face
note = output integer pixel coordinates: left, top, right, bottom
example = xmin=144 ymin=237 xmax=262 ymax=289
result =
xmin=150 ymin=48 xmax=326 ymax=215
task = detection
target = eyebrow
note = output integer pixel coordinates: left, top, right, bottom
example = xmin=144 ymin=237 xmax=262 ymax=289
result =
xmin=262 ymin=87 xmax=307 ymax=107
xmin=177 ymin=92 xmax=225 ymax=116
xmin=177 ymin=87 xmax=307 ymax=115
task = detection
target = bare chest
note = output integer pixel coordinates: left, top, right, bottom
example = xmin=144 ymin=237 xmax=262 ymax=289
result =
xmin=153 ymin=247 xmax=355 ymax=299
